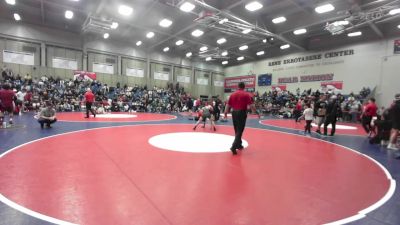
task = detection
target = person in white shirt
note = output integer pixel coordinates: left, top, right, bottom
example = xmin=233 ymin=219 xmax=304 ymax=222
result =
xmin=299 ymin=103 xmax=314 ymax=135
xmin=16 ymin=89 xmax=26 ymax=113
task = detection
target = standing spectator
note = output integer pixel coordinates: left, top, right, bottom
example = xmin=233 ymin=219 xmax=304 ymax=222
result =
xmin=299 ymin=103 xmax=313 ymax=135
xmin=84 ymin=88 xmax=96 ymax=118
xmin=388 ymin=94 xmax=400 ymax=151
xmin=37 ymin=101 xmax=57 ymax=128
xmin=314 ymin=94 xmax=327 ymax=134
xmin=224 ymin=82 xmax=256 ymax=155
xmin=213 ymin=98 xmax=221 ymax=121
xmin=324 ymin=95 xmax=341 ymax=136
xmin=293 ymin=99 xmax=302 ymax=122
xmin=16 ymin=88 xmax=26 ymax=113
xmin=361 ymin=98 xmax=378 ymax=135
xmin=350 ymin=100 xmax=361 ymax=123
xmin=0 ymin=83 xmax=16 ymax=126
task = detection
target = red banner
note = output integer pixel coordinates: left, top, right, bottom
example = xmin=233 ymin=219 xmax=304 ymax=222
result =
xmin=272 ymin=85 xmax=287 ymax=91
xmin=321 ymin=81 xmax=343 ymax=90
xmin=73 ymin=70 xmax=97 ymax=81
xmin=224 ymin=75 xmax=256 ymax=89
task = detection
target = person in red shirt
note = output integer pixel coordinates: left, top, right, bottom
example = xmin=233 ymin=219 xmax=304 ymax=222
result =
xmin=84 ymin=88 xmax=96 ymax=118
xmin=0 ymin=83 xmax=16 ymax=126
xmin=224 ymin=82 xmax=256 ymax=155
xmin=361 ymin=97 xmax=378 ymax=134
xmin=294 ymin=99 xmax=302 ymax=122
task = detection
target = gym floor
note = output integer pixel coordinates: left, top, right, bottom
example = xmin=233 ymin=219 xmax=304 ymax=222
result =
xmin=0 ymin=113 xmax=399 ymax=225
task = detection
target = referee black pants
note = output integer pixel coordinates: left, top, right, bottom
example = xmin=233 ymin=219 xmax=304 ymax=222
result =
xmin=86 ymin=102 xmax=96 ymax=118
xmin=231 ymin=110 xmax=247 ymax=149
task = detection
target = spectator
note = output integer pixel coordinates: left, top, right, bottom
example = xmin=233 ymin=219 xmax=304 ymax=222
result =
xmin=361 ymin=98 xmax=378 ymax=136
xmin=37 ymin=101 xmax=57 ymax=129
xmin=388 ymin=94 xmax=400 ymax=151
xmin=324 ymin=95 xmax=341 ymax=136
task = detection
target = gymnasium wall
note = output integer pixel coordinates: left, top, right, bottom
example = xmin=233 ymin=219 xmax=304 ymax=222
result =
xmin=0 ymin=18 xmax=224 ymax=98
xmin=224 ymin=38 xmax=400 ymax=107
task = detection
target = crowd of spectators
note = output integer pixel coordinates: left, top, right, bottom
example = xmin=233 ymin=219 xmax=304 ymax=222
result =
xmin=0 ymin=67 xmax=375 ymax=120
xmin=1 ymin=68 xmax=197 ymax=115
xmin=253 ymin=87 xmax=370 ymax=122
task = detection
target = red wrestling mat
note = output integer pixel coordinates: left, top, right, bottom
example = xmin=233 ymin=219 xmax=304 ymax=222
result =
xmin=56 ymin=112 xmax=176 ymax=122
xmin=260 ymin=119 xmax=367 ymax=136
xmin=0 ymin=125 xmax=392 ymax=225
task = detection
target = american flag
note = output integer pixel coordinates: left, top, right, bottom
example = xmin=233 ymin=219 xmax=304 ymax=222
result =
xmin=394 ymin=39 xmax=400 ymax=54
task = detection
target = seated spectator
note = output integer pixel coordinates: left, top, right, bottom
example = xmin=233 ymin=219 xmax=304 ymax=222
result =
xmin=37 ymin=101 xmax=57 ymax=129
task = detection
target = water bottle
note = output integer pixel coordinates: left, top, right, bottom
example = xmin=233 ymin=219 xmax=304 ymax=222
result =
xmin=2 ymin=121 xmax=6 ymax=128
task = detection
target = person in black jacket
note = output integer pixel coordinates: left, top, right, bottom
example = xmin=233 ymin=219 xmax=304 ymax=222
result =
xmin=324 ymin=95 xmax=341 ymax=136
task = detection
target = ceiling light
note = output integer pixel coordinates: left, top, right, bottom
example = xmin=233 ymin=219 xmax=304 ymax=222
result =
xmin=315 ymin=4 xmax=335 ymax=14
xmin=293 ymin=28 xmax=307 ymax=35
xmin=398 ymin=24 xmax=400 ymax=29
xmin=221 ymin=51 xmax=228 ymax=56
xmin=217 ymin=38 xmax=227 ymax=44
xmin=222 ymin=61 xmax=228 ymax=65
xmin=242 ymin=29 xmax=252 ymax=34
xmin=272 ymin=16 xmax=286 ymax=24
xmin=219 ymin=18 xmax=228 ymax=24
xmin=280 ymin=44 xmax=290 ymax=49
xmin=200 ymin=46 xmax=208 ymax=52
xmin=245 ymin=1 xmax=263 ymax=11
xmin=65 ymin=10 xmax=73 ymax=19
xmin=389 ymin=8 xmax=400 ymax=15
xmin=5 ymin=0 xmax=15 ymax=5
xmin=347 ymin=31 xmax=362 ymax=37
xmin=163 ymin=47 xmax=170 ymax=52
xmin=180 ymin=2 xmax=195 ymax=12
xmin=103 ymin=33 xmax=109 ymax=39
xmin=256 ymin=51 xmax=264 ymax=56
xmin=118 ymin=5 xmax=133 ymax=16
xmin=239 ymin=45 xmax=248 ymax=50
xmin=146 ymin=32 xmax=155 ymax=38
xmin=263 ymin=39 xmax=267 ymax=43
xmin=111 ymin=22 xmax=118 ymax=29
xmin=176 ymin=40 xmax=184 ymax=46
xmin=205 ymin=57 xmax=212 ymax=61
xmin=13 ymin=13 xmax=21 ymax=21
xmin=237 ymin=56 xmax=244 ymax=61
xmin=136 ymin=41 xmax=142 ymax=46
xmin=159 ymin=18 xmax=173 ymax=28
xmin=333 ymin=20 xmax=349 ymax=26
xmin=191 ymin=29 xmax=204 ymax=37
xmin=186 ymin=52 xmax=192 ymax=57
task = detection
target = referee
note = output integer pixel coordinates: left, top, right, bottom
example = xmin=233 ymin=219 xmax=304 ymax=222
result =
xmin=224 ymin=82 xmax=256 ymax=155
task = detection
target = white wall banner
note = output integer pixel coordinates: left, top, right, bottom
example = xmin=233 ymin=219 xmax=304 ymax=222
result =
xmin=126 ymin=67 xmax=145 ymax=77
xmin=52 ymin=57 xmax=78 ymax=70
xmin=3 ymin=50 xmax=34 ymax=66
xmin=93 ymin=62 xmax=114 ymax=74
xmin=177 ymin=75 xmax=191 ymax=83
xmin=154 ymin=72 xmax=169 ymax=81
xmin=197 ymin=78 xmax=209 ymax=85
xmin=214 ymin=80 xmax=224 ymax=87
